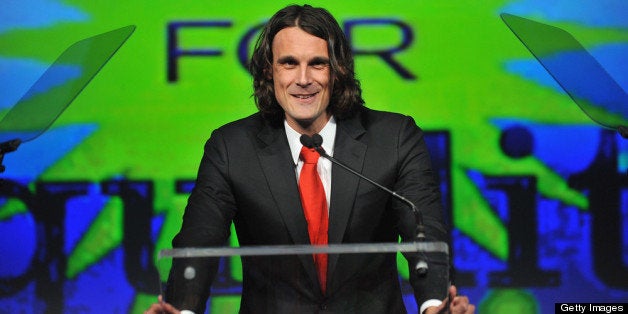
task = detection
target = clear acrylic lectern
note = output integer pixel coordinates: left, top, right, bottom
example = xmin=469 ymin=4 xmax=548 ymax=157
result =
xmin=156 ymin=241 xmax=449 ymax=313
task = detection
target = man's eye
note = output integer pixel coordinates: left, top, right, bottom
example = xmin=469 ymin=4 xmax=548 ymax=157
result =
xmin=281 ymin=61 xmax=297 ymax=68
xmin=311 ymin=62 xmax=328 ymax=70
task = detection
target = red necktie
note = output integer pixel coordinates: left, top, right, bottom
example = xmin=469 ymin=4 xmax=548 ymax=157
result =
xmin=298 ymin=146 xmax=328 ymax=294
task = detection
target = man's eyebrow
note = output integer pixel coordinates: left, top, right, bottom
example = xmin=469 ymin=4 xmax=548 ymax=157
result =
xmin=275 ymin=56 xmax=330 ymax=64
xmin=276 ymin=56 xmax=297 ymax=64
xmin=309 ymin=56 xmax=330 ymax=64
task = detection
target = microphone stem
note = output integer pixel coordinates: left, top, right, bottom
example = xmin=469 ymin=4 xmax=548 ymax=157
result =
xmin=304 ymin=134 xmax=429 ymax=275
xmin=315 ymin=149 xmax=426 ymax=242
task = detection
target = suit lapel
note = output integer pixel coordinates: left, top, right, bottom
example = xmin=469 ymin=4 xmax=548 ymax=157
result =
xmin=326 ymin=114 xmax=366 ymax=286
xmin=256 ymin=124 xmax=321 ymax=290
xmin=255 ymin=115 xmax=368 ymax=296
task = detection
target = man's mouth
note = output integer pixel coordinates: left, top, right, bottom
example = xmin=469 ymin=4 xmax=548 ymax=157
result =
xmin=292 ymin=92 xmax=318 ymax=99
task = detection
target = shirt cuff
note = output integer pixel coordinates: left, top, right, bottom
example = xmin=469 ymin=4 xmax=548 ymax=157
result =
xmin=420 ymin=299 xmax=443 ymax=314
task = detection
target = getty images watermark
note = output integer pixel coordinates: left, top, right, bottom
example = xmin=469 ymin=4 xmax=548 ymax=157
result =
xmin=556 ymin=303 xmax=626 ymax=313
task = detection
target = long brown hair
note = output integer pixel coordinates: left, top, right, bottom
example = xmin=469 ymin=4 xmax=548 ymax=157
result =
xmin=249 ymin=4 xmax=364 ymax=126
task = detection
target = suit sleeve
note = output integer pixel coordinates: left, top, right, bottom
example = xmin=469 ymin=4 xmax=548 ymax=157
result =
xmin=393 ymin=116 xmax=450 ymax=306
xmin=165 ymin=128 xmax=237 ymax=313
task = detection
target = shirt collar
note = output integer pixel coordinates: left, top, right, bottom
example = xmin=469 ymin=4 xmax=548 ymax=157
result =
xmin=285 ymin=116 xmax=336 ymax=164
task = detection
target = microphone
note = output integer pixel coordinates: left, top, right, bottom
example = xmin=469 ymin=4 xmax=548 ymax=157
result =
xmin=300 ymin=134 xmax=429 ymax=275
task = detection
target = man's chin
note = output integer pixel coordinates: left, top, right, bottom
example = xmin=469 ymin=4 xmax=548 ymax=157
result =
xmin=292 ymin=117 xmax=316 ymax=128
xmin=285 ymin=114 xmax=328 ymax=133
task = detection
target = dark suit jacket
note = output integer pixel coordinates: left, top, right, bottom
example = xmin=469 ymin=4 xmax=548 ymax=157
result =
xmin=166 ymin=107 xmax=449 ymax=313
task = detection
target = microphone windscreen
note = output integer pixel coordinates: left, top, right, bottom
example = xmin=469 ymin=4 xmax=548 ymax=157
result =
xmin=312 ymin=134 xmax=323 ymax=147
xmin=300 ymin=134 xmax=314 ymax=148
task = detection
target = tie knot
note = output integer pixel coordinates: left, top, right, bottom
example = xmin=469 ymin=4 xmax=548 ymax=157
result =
xmin=300 ymin=146 xmax=320 ymax=164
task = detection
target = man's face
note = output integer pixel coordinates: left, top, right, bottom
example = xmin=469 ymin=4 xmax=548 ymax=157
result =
xmin=271 ymin=26 xmax=332 ymax=133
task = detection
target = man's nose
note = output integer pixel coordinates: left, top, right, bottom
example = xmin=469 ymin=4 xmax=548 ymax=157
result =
xmin=295 ymin=66 xmax=312 ymax=87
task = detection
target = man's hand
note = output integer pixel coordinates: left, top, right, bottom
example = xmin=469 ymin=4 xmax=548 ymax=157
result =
xmin=424 ymin=285 xmax=475 ymax=314
xmin=144 ymin=295 xmax=181 ymax=314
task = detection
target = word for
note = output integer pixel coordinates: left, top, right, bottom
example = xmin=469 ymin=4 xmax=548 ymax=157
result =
xmin=167 ymin=18 xmax=417 ymax=82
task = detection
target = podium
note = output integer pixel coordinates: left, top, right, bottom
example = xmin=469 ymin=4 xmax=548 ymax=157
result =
xmin=156 ymin=241 xmax=450 ymax=313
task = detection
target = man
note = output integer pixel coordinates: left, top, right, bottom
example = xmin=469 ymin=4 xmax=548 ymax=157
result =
xmin=147 ymin=4 xmax=474 ymax=314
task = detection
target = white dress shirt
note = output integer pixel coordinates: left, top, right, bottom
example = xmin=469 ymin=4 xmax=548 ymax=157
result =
xmin=284 ymin=116 xmax=336 ymax=210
